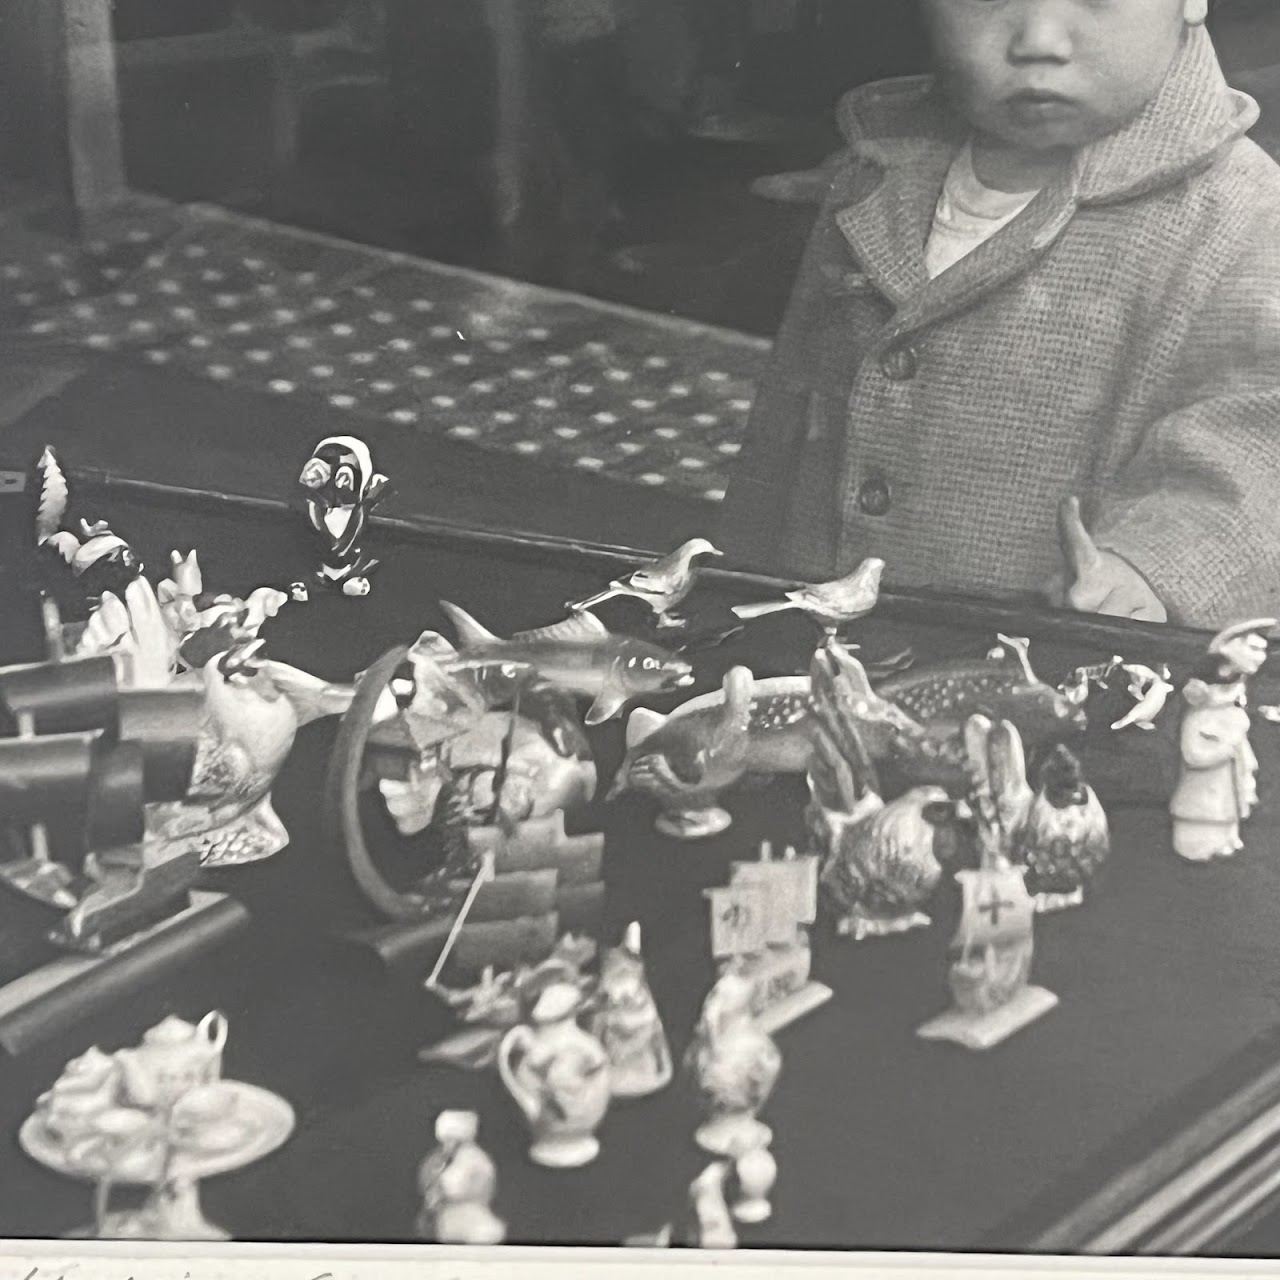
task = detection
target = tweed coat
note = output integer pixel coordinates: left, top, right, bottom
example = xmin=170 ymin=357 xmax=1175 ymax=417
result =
xmin=716 ymin=26 xmax=1280 ymax=629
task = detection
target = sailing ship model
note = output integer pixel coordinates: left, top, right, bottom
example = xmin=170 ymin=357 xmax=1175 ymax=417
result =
xmin=916 ymin=715 xmax=1058 ymax=1051
xmin=704 ymin=841 xmax=832 ymax=1035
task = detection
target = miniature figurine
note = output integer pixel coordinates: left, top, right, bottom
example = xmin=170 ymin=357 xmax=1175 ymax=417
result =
xmin=608 ymin=665 xmax=754 ymax=838
xmin=497 ymin=979 xmax=611 ymax=1168
xmin=731 ymin=557 xmax=885 ymax=637
xmin=1110 ymin=662 xmax=1175 ymax=732
xmin=1018 ymin=743 xmax=1110 ymax=911
xmin=686 ymin=1163 xmax=739 ymax=1249
xmin=986 ymin=717 xmax=1035 ymax=848
xmin=729 ymin=1131 xmax=776 ymax=1225
xmin=566 ymin=538 xmax=724 ymax=629
xmin=34 ymin=446 xmax=143 ymax=604
xmin=294 ymin=434 xmax=391 ymax=598
xmin=1058 ymin=655 xmax=1123 ymax=707
xmin=685 ymin=968 xmax=781 ymax=1156
xmin=704 ymin=843 xmax=833 ymax=1032
xmin=415 ymin=1111 xmax=506 ymax=1245
xmin=588 ymin=921 xmax=673 ymax=1099
xmin=438 ymin=601 xmax=694 ymax=725
xmin=1170 ymin=619 xmax=1275 ymax=861
xmin=113 ymin=1012 xmax=228 ymax=1111
xmin=916 ymin=715 xmax=1059 ymax=1051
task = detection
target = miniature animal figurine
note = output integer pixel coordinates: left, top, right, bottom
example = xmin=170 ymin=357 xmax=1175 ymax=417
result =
xmin=72 ymin=577 xmax=183 ymax=689
xmin=34 ymin=446 xmax=143 ymax=604
xmin=609 ymin=665 xmax=754 ymax=838
xmin=293 ymin=434 xmax=390 ymax=598
xmin=729 ymin=1132 xmax=776 ymax=1225
xmin=1170 ymin=618 xmax=1275 ymax=861
xmin=1111 ymin=663 xmax=1175 ymax=732
xmin=685 ymin=968 xmax=781 ymax=1157
xmin=497 ymin=980 xmax=611 ymax=1168
xmin=438 ymin=601 xmax=694 ymax=725
xmin=588 ymin=921 xmax=673 ymax=1098
xmin=415 ymin=1111 xmax=506 ymax=1245
xmin=1018 ymin=743 xmax=1110 ymax=911
xmin=731 ymin=557 xmax=885 ymax=636
xmin=1058 ymin=655 xmax=1123 ymax=707
xmin=566 ymin=538 xmax=723 ymax=629
xmin=144 ymin=641 xmax=356 ymax=866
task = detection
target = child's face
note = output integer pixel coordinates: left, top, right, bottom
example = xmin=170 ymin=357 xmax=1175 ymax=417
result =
xmin=923 ymin=0 xmax=1208 ymax=157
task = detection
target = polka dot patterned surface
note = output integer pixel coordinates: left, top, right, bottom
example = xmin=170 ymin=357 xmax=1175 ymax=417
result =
xmin=4 ymin=203 xmax=769 ymax=503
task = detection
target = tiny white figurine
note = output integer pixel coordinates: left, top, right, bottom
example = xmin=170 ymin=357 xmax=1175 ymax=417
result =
xmin=731 ymin=557 xmax=884 ymax=637
xmin=685 ymin=968 xmax=781 ymax=1156
xmin=729 ymin=1131 xmax=776 ymax=1225
xmin=589 ymin=922 xmax=673 ymax=1099
xmin=497 ymin=980 xmax=611 ymax=1168
xmin=1170 ymin=619 xmax=1274 ymax=861
xmin=917 ymin=715 xmax=1059 ymax=1051
xmin=566 ymin=538 xmax=723 ymax=629
xmin=1111 ymin=662 xmax=1175 ymax=732
xmin=415 ymin=1111 xmax=506 ymax=1245
xmin=686 ymin=1162 xmax=738 ymax=1248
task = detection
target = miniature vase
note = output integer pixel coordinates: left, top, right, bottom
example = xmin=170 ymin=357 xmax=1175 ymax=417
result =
xmin=730 ymin=1137 xmax=777 ymax=1224
xmin=497 ymin=981 xmax=611 ymax=1168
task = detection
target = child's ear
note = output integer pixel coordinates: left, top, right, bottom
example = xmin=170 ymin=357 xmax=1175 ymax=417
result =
xmin=1183 ymin=0 xmax=1208 ymax=24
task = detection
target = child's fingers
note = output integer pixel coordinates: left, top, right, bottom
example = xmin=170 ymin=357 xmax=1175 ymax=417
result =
xmin=1058 ymin=495 xmax=1103 ymax=580
xmin=1065 ymin=573 xmax=1111 ymax=612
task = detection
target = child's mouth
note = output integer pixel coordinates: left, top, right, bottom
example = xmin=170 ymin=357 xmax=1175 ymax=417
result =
xmin=1006 ymin=90 xmax=1078 ymax=122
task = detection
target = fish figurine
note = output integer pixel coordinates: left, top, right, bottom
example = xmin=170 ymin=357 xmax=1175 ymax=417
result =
xmin=588 ymin=921 xmax=673 ymax=1098
xmin=1111 ymin=662 xmax=1175 ymax=732
xmin=732 ymin=557 xmax=884 ymax=636
xmin=566 ymin=538 xmax=723 ymax=629
xmin=144 ymin=641 xmax=356 ymax=866
xmin=1018 ymin=743 xmax=1110 ymax=911
xmin=438 ymin=601 xmax=694 ymax=726
xmin=609 ymin=666 xmax=755 ymax=838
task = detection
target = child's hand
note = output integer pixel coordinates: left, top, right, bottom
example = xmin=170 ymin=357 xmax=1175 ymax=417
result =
xmin=1046 ymin=496 xmax=1168 ymax=623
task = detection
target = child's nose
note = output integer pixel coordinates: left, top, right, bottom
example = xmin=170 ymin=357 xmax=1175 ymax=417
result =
xmin=1007 ymin=1 xmax=1074 ymax=64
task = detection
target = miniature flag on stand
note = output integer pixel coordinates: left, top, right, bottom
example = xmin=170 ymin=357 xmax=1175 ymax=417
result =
xmin=706 ymin=884 xmax=768 ymax=960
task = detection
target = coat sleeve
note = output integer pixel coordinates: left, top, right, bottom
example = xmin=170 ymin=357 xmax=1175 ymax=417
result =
xmin=1092 ymin=225 xmax=1280 ymax=629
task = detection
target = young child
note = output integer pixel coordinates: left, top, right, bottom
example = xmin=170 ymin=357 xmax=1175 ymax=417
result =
xmin=717 ymin=0 xmax=1280 ymax=629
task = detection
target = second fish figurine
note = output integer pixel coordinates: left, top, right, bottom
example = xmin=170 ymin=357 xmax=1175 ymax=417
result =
xmin=589 ymin=922 xmax=673 ymax=1099
xmin=497 ymin=981 xmax=611 ymax=1168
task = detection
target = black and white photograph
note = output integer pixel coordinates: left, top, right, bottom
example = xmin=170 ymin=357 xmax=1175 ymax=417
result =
xmin=4 ymin=0 xmax=1280 ymax=1268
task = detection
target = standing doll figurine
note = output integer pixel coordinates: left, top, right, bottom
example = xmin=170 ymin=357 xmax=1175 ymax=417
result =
xmin=293 ymin=435 xmax=391 ymax=599
xmin=589 ymin=921 xmax=673 ymax=1099
xmin=1170 ymin=619 xmax=1275 ymax=861
xmin=415 ymin=1111 xmax=506 ymax=1245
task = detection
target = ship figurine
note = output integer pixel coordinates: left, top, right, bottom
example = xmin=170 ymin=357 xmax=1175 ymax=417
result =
xmin=916 ymin=715 xmax=1059 ymax=1051
xmin=703 ymin=842 xmax=832 ymax=1035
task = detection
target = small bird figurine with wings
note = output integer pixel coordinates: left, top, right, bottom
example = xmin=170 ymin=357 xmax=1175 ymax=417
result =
xmin=1110 ymin=662 xmax=1175 ymax=732
xmin=566 ymin=538 xmax=723 ymax=629
xmin=731 ymin=557 xmax=884 ymax=637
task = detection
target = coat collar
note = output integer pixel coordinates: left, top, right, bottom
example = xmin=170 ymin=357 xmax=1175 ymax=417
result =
xmin=833 ymin=26 xmax=1258 ymax=321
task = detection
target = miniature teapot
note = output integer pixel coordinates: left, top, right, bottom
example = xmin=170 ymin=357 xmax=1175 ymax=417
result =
xmin=116 ymin=1011 xmax=228 ymax=1110
xmin=497 ymin=981 xmax=610 ymax=1168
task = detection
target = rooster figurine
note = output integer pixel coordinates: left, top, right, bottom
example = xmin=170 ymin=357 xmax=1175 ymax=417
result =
xmin=1017 ymin=743 xmax=1110 ymax=912
xmin=731 ymin=557 xmax=884 ymax=637
xmin=685 ymin=968 xmax=781 ymax=1157
xmin=608 ymin=665 xmax=754 ymax=838
xmin=566 ymin=538 xmax=723 ymax=629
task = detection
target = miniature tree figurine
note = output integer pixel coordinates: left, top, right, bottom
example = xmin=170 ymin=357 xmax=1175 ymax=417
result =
xmin=415 ymin=1111 xmax=506 ymax=1245
xmin=1170 ymin=619 xmax=1275 ymax=861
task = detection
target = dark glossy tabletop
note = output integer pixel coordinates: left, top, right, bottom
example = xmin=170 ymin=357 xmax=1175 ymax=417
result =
xmin=3 ymin=486 xmax=1280 ymax=1254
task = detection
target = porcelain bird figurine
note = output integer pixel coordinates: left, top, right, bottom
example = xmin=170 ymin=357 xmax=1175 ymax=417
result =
xmin=731 ymin=557 xmax=884 ymax=636
xmin=566 ymin=538 xmax=723 ymax=629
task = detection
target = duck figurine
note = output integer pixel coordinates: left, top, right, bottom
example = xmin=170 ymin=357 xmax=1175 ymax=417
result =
xmin=1018 ymin=743 xmax=1110 ymax=911
xmin=685 ymin=968 xmax=781 ymax=1157
xmin=609 ymin=665 xmax=755 ymax=839
xmin=566 ymin=538 xmax=723 ymax=629
xmin=731 ymin=557 xmax=884 ymax=637
xmin=143 ymin=641 xmax=357 ymax=866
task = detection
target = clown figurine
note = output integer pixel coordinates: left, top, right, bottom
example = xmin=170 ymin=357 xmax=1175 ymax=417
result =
xmin=1170 ymin=618 xmax=1276 ymax=862
xmin=292 ymin=435 xmax=390 ymax=599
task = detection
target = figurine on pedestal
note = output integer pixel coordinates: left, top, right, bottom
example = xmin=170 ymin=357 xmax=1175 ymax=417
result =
xmin=1170 ymin=619 xmax=1275 ymax=862
xmin=685 ymin=968 xmax=781 ymax=1156
xmin=588 ymin=922 xmax=672 ymax=1099
xmin=916 ymin=715 xmax=1059 ymax=1051
xmin=731 ymin=557 xmax=885 ymax=638
xmin=293 ymin=435 xmax=391 ymax=599
xmin=609 ymin=666 xmax=754 ymax=839
xmin=1018 ymin=743 xmax=1110 ymax=911
xmin=415 ymin=1111 xmax=506 ymax=1245
xmin=566 ymin=538 xmax=724 ymax=630
xmin=497 ymin=980 xmax=611 ymax=1168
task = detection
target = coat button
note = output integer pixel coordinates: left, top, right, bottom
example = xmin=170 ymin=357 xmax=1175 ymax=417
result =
xmin=880 ymin=344 xmax=918 ymax=381
xmin=856 ymin=476 xmax=891 ymax=516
